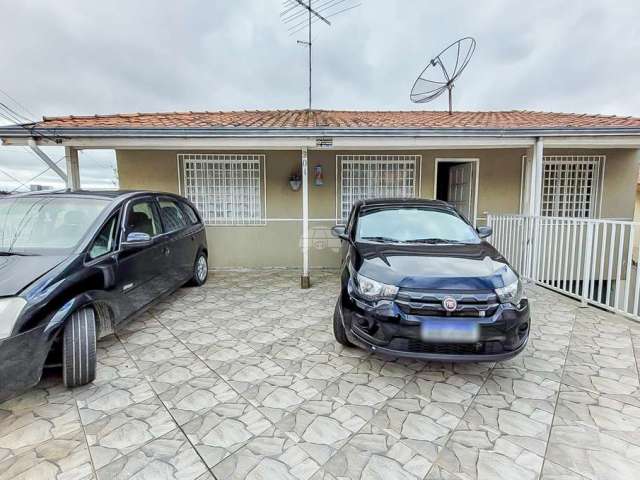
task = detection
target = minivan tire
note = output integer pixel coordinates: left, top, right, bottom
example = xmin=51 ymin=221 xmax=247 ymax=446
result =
xmin=62 ymin=308 xmax=97 ymax=388
xmin=333 ymin=298 xmax=353 ymax=346
xmin=189 ymin=253 xmax=208 ymax=286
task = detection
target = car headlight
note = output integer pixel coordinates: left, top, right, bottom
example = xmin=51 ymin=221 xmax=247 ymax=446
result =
xmin=495 ymin=280 xmax=525 ymax=306
xmin=353 ymin=271 xmax=399 ymax=301
xmin=0 ymin=297 xmax=27 ymax=339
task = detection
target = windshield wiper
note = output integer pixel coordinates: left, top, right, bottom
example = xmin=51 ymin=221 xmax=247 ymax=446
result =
xmin=407 ymin=238 xmax=466 ymax=244
xmin=0 ymin=250 xmax=38 ymax=256
xmin=360 ymin=236 xmax=402 ymax=243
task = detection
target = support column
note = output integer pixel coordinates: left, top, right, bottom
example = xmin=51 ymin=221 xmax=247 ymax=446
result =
xmin=64 ymin=147 xmax=80 ymax=191
xmin=529 ymin=137 xmax=544 ymax=216
xmin=525 ymin=137 xmax=544 ymax=280
xmin=301 ymin=147 xmax=310 ymax=289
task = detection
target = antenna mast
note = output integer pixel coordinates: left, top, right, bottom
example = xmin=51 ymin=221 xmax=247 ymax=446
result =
xmin=281 ymin=0 xmax=361 ymax=111
xmin=293 ymin=1 xmax=330 ymax=110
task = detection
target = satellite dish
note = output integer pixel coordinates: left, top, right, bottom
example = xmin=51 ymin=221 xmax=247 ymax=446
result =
xmin=410 ymin=37 xmax=476 ymax=114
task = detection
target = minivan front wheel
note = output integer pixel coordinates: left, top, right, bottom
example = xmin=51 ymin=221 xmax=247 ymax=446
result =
xmin=62 ymin=308 xmax=97 ymax=388
xmin=333 ymin=298 xmax=353 ymax=346
xmin=189 ymin=253 xmax=208 ymax=286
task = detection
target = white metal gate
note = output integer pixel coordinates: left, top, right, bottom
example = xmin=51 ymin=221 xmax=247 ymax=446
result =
xmin=488 ymin=214 xmax=640 ymax=321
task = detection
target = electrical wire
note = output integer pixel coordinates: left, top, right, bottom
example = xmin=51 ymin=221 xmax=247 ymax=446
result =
xmin=8 ymin=155 xmax=66 ymax=194
xmin=0 ymin=88 xmax=36 ymax=119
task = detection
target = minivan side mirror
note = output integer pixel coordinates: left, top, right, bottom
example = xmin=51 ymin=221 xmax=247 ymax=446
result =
xmin=477 ymin=226 xmax=493 ymax=239
xmin=330 ymin=225 xmax=349 ymax=241
xmin=122 ymin=232 xmax=153 ymax=250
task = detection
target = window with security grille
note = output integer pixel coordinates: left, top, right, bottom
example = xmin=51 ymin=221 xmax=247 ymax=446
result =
xmin=338 ymin=155 xmax=419 ymax=222
xmin=541 ymin=155 xmax=604 ymax=218
xmin=179 ymin=154 xmax=264 ymax=225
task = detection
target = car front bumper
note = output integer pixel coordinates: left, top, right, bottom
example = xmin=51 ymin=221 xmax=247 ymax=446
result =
xmin=0 ymin=325 xmax=51 ymax=401
xmin=340 ymin=292 xmax=530 ymax=362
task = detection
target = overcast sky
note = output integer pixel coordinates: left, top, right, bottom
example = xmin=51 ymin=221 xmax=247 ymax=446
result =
xmin=1 ymin=0 xmax=639 ymax=191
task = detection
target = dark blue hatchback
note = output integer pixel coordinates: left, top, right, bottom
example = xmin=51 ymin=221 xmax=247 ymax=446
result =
xmin=331 ymin=198 xmax=529 ymax=362
xmin=0 ymin=190 xmax=208 ymax=400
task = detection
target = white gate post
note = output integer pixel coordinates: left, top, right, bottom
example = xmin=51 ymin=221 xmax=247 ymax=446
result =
xmin=581 ymin=221 xmax=595 ymax=305
xmin=301 ymin=147 xmax=310 ymax=289
xmin=526 ymin=138 xmax=544 ymax=281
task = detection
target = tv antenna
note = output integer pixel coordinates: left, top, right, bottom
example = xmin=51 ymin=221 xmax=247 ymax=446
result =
xmin=281 ymin=0 xmax=362 ymax=110
xmin=410 ymin=37 xmax=476 ymax=114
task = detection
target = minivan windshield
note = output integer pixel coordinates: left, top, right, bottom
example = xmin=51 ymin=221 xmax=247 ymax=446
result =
xmin=356 ymin=207 xmax=480 ymax=244
xmin=0 ymin=196 xmax=110 ymax=254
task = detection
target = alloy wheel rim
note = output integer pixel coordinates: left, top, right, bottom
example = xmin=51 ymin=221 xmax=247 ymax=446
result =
xmin=197 ymin=256 xmax=207 ymax=281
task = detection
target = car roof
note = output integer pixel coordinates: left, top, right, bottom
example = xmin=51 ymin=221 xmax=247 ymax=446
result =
xmin=356 ymin=198 xmax=454 ymax=209
xmin=3 ymin=189 xmax=182 ymax=202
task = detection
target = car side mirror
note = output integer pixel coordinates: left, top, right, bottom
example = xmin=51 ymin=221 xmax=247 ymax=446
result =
xmin=477 ymin=226 xmax=493 ymax=239
xmin=331 ymin=225 xmax=349 ymax=241
xmin=122 ymin=232 xmax=153 ymax=250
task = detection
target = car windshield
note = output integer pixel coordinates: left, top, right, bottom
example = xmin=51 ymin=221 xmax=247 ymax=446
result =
xmin=0 ymin=196 xmax=111 ymax=254
xmin=356 ymin=207 xmax=480 ymax=244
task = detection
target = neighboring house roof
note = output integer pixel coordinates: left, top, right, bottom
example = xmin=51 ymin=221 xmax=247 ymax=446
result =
xmin=27 ymin=109 xmax=640 ymax=130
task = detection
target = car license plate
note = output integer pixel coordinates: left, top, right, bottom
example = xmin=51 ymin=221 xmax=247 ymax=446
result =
xmin=421 ymin=319 xmax=479 ymax=343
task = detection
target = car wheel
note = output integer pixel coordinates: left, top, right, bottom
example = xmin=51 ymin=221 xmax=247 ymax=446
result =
xmin=189 ymin=253 xmax=208 ymax=286
xmin=333 ymin=298 xmax=353 ymax=346
xmin=62 ymin=308 xmax=97 ymax=388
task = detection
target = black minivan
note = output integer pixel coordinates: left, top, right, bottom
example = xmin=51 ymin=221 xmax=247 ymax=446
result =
xmin=332 ymin=198 xmax=529 ymax=361
xmin=0 ymin=190 xmax=208 ymax=399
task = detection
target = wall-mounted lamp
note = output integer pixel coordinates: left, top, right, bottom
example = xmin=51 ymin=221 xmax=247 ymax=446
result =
xmin=314 ymin=165 xmax=323 ymax=186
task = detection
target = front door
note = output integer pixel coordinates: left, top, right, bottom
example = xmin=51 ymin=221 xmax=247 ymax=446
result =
xmin=447 ymin=163 xmax=476 ymax=224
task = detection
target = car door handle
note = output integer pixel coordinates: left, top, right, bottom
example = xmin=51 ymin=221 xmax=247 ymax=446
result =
xmin=163 ymin=246 xmax=170 ymax=256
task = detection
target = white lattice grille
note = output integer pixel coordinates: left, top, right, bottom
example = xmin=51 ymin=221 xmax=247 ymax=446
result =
xmin=339 ymin=155 xmax=418 ymax=221
xmin=180 ymin=154 xmax=264 ymax=225
xmin=541 ymin=155 xmax=604 ymax=218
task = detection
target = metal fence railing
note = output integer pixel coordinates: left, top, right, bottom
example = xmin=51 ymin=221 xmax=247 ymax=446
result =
xmin=487 ymin=214 xmax=640 ymax=321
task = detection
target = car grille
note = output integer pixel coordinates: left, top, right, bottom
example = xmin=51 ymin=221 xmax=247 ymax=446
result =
xmin=405 ymin=340 xmax=479 ymax=355
xmin=395 ymin=289 xmax=499 ymax=317
xmin=387 ymin=339 xmax=507 ymax=355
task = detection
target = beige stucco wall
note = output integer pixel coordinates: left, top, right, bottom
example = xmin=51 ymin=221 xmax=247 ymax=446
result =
xmin=116 ymin=147 xmax=639 ymax=269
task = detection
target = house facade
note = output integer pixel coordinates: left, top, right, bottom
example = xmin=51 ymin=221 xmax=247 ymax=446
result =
xmin=2 ymin=110 xmax=640 ymax=287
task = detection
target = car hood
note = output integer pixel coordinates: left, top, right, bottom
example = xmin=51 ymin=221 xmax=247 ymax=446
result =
xmin=354 ymin=241 xmax=517 ymax=290
xmin=0 ymin=255 xmax=68 ymax=296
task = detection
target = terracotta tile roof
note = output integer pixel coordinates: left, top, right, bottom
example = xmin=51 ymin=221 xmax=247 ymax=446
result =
xmin=33 ymin=109 xmax=640 ymax=130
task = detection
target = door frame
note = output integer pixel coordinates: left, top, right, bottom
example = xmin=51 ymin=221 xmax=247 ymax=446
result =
xmin=434 ymin=158 xmax=480 ymax=226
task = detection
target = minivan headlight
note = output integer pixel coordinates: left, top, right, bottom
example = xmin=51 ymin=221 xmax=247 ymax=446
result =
xmin=0 ymin=297 xmax=27 ymax=339
xmin=495 ymin=280 xmax=525 ymax=306
xmin=353 ymin=271 xmax=399 ymax=301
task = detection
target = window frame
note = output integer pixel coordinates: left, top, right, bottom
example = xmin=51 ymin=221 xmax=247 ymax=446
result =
xmin=540 ymin=155 xmax=605 ymax=219
xmin=336 ymin=154 xmax=421 ymax=224
xmin=178 ymin=153 xmax=266 ymax=226
xmin=156 ymin=195 xmax=189 ymax=234
xmin=86 ymin=209 xmax=121 ymax=261
xmin=122 ymin=196 xmax=163 ymax=240
xmin=178 ymin=200 xmax=201 ymax=226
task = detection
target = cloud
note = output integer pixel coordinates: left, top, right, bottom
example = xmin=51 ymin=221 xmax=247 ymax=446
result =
xmin=1 ymin=0 xmax=639 ymax=190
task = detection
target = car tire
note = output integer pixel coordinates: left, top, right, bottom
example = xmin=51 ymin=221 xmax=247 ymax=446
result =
xmin=189 ymin=252 xmax=208 ymax=286
xmin=333 ymin=298 xmax=353 ymax=346
xmin=62 ymin=308 xmax=97 ymax=388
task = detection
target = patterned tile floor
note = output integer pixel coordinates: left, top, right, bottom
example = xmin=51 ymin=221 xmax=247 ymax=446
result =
xmin=1 ymin=270 xmax=640 ymax=479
